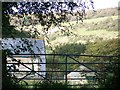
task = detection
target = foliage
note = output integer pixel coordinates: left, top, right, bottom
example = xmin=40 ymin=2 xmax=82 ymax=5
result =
xmin=79 ymin=39 xmax=120 ymax=88
xmin=86 ymin=17 xmax=118 ymax=31
xmin=84 ymin=39 xmax=119 ymax=56
xmin=48 ymin=43 xmax=86 ymax=66
xmin=2 ymin=1 xmax=94 ymax=38
xmin=77 ymin=38 xmax=119 ymax=64
xmin=55 ymin=43 xmax=86 ymax=54
xmin=2 ymin=2 xmax=31 ymax=38
xmin=85 ymin=7 xmax=118 ymax=19
xmin=2 ymin=1 xmax=94 ymax=89
xmin=102 ymin=63 xmax=120 ymax=88
xmin=66 ymin=7 xmax=118 ymax=21
xmin=33 ymin=80 xmax=67 ymax=89
xmin=46 ymin=43 xmax=86 ymax=79
xmin=2 ymin=1 xmax=94 ymax=54
xmin=32 ymin=80 xmax=92 ymax=89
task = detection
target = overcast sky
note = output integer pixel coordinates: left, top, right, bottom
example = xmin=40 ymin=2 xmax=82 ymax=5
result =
xmin=94 ymin=0 xmax=119 ymax=9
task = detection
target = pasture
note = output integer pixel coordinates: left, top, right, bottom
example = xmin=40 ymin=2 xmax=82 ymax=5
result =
xmin=46 ymin=15 xmax=118 ymax=47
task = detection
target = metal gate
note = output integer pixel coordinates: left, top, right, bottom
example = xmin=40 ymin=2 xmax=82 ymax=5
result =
xmin=6 ymin=54 xmax=119 ymax=88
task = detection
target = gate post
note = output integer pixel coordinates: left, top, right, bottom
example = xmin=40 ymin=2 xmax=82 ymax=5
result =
xmin=65 ymin=56 xmax=67 ymax=85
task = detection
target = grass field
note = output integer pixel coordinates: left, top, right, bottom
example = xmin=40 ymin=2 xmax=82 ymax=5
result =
xmin=44 ymin=15 xmax=118 ymax=47
xmin=47 ymin=29 xmax=118 ymax=47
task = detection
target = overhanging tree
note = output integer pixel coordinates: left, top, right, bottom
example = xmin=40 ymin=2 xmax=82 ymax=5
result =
xmin=2 ymin=1 xmax=95 ymax=89
xmin=2 ymin=1 xmax=94 ymax=49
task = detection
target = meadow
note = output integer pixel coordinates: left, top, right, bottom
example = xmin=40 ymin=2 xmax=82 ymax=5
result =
xmin=46 ymin=15 xmax=118 ymax=48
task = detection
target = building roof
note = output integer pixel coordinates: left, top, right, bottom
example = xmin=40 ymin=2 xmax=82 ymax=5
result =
xmin=67 ymin=65 xmax=96 ymax=77
xmin=2 ymin=38 xmax=45 ymax=54
xmin=67 ymin=72 xmax=81 ymax=77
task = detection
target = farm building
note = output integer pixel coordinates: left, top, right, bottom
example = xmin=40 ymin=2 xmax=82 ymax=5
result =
xmin=2 ymin=38 xmax=46 ymax=79
xmin=67 ymin=65 xmax=96 ymax=85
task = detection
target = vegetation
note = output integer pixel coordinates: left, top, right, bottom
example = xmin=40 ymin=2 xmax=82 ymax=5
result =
xmin=85 ymin=7 xmax=118 ymax=19
xmin=47 ymin=14 xmax=118 ymax=47
xmin=55 ymin=43 xmax=86 ymax=54
xmin=84 ymin=39 xmax=119 ymax=56
xmin=49 ymin=38 xmax=119 ymax=70
xmin=2 ymin=1 xmax=119 ymax=89
xmin=33 ymin=80 xmax=67 ymax=89
xmin=2 ymin=3 xmax=31 ymax=38
xmin=2 ymin=1 xmax=94 ymax=89
xmin=64 ymin=7 xmax=118 ymax=21
xmin=45 ymin=38 xmax=120 ymax=88
xmin=75 ymin=16 xmax=118 ymax=31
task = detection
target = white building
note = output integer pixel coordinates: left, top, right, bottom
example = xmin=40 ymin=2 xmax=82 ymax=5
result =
xmin=67 ymin=65 xmax=96 ymax=85
xmin=2 ymin=38 xmax=46 ymax=79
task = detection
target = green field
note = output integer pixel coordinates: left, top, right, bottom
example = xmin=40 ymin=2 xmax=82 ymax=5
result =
xmin=46 ymin=15 xmax=118 ymax=47
xmin=47 ymin=29 xmax=118 ymax=47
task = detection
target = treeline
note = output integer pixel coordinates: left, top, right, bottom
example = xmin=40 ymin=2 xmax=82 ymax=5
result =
xmin=85 ymin=7 xmax=118 ymax=19
xmin=86 ymin=18 xmax=118 ymax=31
xmin=73 ymin=17 xmax=118 ymax=31
xmin=67 ymin=7 xmax=118 ymax=21
xmin=55 ymin=43 xmax=86 ymax=54
xmin=52 ymin=38 xmax=119 ymax=64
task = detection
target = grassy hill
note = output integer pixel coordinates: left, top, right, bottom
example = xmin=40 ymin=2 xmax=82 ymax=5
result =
xmin=46 ymin=15 xmax=118 ymax=50
xmin=85 ymin=7 xmax=118 ymax=19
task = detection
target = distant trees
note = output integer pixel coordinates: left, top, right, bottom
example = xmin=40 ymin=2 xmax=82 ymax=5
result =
xmin=72 ymin=17 xmax=118 ymax=31
xmin=85 ymin=7 xmax=118 ymax=19
xmin=84 ymin=38 xmax=119 ymax=56
xmin=55 ymin=43 xmax=86 ymax=54
xmin=66 ymin=7 xmax=118 ymax=21
xmin=67 ymin=7 xmax=118 ymax=21
xmin=46 ymin=43 xmax=86 ymax=73
xmin=80 ymin=38 xmax=119 ymax=67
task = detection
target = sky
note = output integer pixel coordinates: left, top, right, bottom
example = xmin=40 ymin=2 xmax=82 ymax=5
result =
xmin=93 ymin=0 xmax=120 ymax=9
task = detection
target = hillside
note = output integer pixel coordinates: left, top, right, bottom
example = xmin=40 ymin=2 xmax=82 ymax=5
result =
xmin=85 ymin=7 xmax=118 ymax=19
xmin=67 ymin=7 xmax=118 ymax=21
xmin=46 ymin=15 xmax=118 ymax=49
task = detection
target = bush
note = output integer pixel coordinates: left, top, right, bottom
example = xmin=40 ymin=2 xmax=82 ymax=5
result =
xmin=33 ymin=80 xmax=68 ymax=89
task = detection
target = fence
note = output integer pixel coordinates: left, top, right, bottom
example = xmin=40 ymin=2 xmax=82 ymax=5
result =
xmin=6 ymin=53 xmax=119 ymax=88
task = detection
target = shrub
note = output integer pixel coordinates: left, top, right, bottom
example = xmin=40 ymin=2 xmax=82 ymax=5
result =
xmin=33 ymin=80 xmax=68 ymax=89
